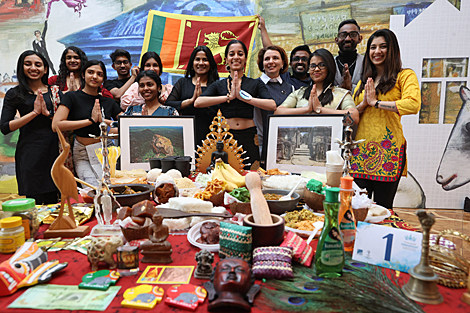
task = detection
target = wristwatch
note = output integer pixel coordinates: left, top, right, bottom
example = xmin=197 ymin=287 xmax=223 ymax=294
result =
xmin=375 ymin=100 xmax=381 ymax=108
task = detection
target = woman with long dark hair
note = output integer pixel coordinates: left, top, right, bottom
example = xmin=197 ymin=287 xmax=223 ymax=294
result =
xmin=195 ymin=40 xmax=276 ymax=169
xmin=52 ymin=60 xmax=121 ymax=186
xmin=166 ymin=45 xmax=219 ymax=145
xmin=120 ymin=51 xmax=173 ymax=111
xmin=124 ymin=71 xmax=178 ymax=116
xmin=351 ymin=29 xmax=420 ymax=209
xmin=275 ymin=48 xmax=358 ymax=125
xmin=0 ymin=50 xmax=60 ymax=204
xmin=48 ymin=46 xmax=87 ymax=92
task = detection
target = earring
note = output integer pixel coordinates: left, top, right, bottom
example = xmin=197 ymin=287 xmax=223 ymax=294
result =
xmin=225 ymin=64 xmax=230 ymax=71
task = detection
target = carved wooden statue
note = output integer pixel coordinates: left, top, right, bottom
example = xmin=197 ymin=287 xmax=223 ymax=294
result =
xmin=140 ymin=212 xmax=173 ymax=263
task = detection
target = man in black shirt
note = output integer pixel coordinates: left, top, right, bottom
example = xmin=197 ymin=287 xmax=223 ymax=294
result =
xmin=104 ymin=49 xmax=139 ymax=102
xmin=258 ymin=15 xmax=311 ymax=89
xmin=334 ymin=19 xmax=364 ymax=92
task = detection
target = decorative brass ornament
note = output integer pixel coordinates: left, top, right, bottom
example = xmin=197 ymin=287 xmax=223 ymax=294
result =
xmin=429 ymin=229 xmax=469 ymax=288
xmin=402 ymin=210 xmax=443 ymax=305
xmin=195 ymin=110 xmax=246 ymax=173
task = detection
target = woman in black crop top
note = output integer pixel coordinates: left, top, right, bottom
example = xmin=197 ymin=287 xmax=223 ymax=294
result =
xmin=0 ymin=51 xmax=60 ymax=204
xmin=195 ymin=40 xmax=276 ymax=169
xmin=52 ymin=60 xmax=121 ymax=186
xmin=166 ymin=46 xmax=219 ymax=147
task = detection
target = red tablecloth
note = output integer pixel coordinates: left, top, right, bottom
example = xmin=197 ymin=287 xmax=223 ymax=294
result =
xmin=0 ymin=217 xmax=468 ymax=313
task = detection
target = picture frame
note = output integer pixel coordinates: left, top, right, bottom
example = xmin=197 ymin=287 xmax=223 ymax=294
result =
xmin=119 ymin=116 xmax=195 ymax=171
xmin=266 ymin=114 xmax=344 ymax=174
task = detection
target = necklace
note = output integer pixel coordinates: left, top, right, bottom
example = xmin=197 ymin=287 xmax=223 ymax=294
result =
xmin=337 ymin=58 xmax=357 ymax=69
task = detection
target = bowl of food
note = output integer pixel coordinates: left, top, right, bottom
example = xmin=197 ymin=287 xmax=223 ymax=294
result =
xmin=187 ymin=220 xmax=220 ymax=252
xmin=262 ymin=189 xmax=301 ymax=215
xmin=88 ymin=184 xmax=155 ymax=208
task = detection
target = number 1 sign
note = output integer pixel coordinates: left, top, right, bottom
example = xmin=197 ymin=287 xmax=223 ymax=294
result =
xmin=352 ymin=222 xmax=423 ymax=273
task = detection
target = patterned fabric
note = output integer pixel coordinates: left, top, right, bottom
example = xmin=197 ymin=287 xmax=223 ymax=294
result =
xmin=50 ymin=85 xmax=75 ymax=175
xmin=252 ymin=246 xmax=293 ymax=279
xmin=350 ymin=69 xmax=420 ymax=181
xmin=219 ymin=222 xmax=252 ymax=262
xmin=280 ymin=231 xmax=313 ymax=267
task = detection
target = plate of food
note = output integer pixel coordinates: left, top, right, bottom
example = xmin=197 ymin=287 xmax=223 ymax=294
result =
xmin=187 ymin=219 xmax=220 ymax=252
xmin=364 ymin=204 xmax=391 ymax=223
xmin=282 ymin=209 xmax=325 ymax=238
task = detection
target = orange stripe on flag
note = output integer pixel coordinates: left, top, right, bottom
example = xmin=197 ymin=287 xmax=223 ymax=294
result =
xmin=160 ymin=18 xmax=180 ymax=69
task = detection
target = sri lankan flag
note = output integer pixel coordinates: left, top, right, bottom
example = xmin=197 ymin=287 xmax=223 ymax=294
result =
xmin=141 ymin=11 xmax=258 ymax=77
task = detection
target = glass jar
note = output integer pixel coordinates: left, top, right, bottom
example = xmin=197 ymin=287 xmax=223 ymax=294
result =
xmin=1 ymin=198 xmax=39 ymax=239
xmin=0 ymin=216 xmax=25 ymax=254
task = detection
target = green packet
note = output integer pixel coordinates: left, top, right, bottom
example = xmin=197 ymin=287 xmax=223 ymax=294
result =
xmin=306 ymin=179 xmax=323 ymax=194
xmin=229 ymin=187 xmax=250 ymax=203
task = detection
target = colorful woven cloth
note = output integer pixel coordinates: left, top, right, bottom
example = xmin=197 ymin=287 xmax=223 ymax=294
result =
xmin=252 ymin=246 xmax=293 ymax=279
xmin=219 ymin=222 xmax=252 ymax=262
xmin=280 ymin=231 xmax=313 ymax=267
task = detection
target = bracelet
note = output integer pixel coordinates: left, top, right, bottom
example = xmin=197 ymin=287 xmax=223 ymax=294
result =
xmin=226 ymin=93 xmax=230 ymax=103
xmin=88 ymin=117 xmax=96 ymax=124
xmin=32 ymin=111 xmax=40 ymax=116
xmin=375 ymin=100 xmax=381 ymax=108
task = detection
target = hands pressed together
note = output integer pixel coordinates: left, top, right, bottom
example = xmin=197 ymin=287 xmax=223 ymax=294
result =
xmin=33 ymin=90 xmax=50 ymax=117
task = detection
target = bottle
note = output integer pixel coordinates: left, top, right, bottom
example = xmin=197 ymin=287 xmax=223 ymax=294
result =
xmin=315 ymin=187 xmax=345 ymax=277
xmin=338 ymin=176 xmax=356 ymax=253
xmin=0 ymin=216 xmax=25 ymax=254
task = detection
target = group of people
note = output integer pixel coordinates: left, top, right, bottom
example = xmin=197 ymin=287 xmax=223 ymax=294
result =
xmin=0 ymin=16 xmax=420 ymax=210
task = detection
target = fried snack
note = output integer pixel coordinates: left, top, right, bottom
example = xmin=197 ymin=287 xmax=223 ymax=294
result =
xmin=114 ymin=169 xmax=148 ymax=178
xmin=194 ymin=179 xmax=226 ymax=200
xmin=267 ymin=168 xmax=289 ymax=175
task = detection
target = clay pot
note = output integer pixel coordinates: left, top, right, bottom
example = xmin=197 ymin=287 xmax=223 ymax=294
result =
xmin=243 ymin=214 xmax=285 ymax=249
xmin=303 ymin=187 xmax=325 ymax=212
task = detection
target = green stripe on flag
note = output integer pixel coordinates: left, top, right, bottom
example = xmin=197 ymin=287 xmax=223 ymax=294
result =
xmin=148 ymin=14 xmax=166 ymax=54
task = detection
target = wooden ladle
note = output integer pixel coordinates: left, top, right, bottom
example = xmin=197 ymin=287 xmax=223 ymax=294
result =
xmin=245 ymin=172 xmax=273 ymax=225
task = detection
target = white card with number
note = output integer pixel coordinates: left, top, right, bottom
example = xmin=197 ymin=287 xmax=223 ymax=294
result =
xmin=352 ymin=222 xmax=422 ymax=273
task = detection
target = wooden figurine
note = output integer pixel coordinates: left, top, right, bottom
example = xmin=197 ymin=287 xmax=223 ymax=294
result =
xmin=87 ymin=236 xmax=123 ymax=271
xmin=165 ymin=284 xmax=207 ymax=310
xmin=140 ymin=212 xmax=173 ymax=263
xmin=79 ymin=269 xmax=120 ymax=291
xmin=121 ymin=285 xmax=164 ymax=309
xmin=194 ymin=249 xmax=214 ymax=280
xmin=204 ymin=258 xmax=260 ymax=311
xmin=45 ymin=127 xmax=89 ymax=238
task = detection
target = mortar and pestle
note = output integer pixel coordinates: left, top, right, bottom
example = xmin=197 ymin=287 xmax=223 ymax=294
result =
xmin=243 ymin=172 xmax=285 ymax=248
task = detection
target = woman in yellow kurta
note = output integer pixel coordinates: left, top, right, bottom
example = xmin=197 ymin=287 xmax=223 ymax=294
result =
xmin=352 ymin=29 xmax=420 ymax=209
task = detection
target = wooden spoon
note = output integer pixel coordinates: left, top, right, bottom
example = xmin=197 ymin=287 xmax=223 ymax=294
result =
xmin=156 ymin=207 xmax=232 ymax=219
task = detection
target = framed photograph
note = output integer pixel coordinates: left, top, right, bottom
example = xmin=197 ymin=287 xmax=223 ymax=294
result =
xmin=119 ymin=116 xmax=195 ymax=171
xmin=266 ymin=114 xmax=344 ymax=174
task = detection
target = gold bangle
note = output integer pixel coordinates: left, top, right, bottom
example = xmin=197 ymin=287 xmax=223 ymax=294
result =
xmin=226 ymin=93 xmax=230 ymax=103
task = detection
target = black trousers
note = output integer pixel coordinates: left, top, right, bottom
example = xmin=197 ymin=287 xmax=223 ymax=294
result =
xmin=26 ymin=191 xmax=59 ymax=205
xmin=354 ymin=163 xmax=405 ymax=210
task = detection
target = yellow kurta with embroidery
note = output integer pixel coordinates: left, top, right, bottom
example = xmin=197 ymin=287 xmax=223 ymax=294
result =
xmin=350 ymin=69 xmax=420 ymax=182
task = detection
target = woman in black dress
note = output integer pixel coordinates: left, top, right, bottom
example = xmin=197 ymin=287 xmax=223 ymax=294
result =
xmin=0 ymin=51 xmax=60 ymax=204
xmin=195 ymin=40 xmax=276 ymax=169
xmin=166 ymin=46 xmax=219 ymax=146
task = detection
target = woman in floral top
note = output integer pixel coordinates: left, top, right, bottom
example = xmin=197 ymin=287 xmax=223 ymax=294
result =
xmin=352 ymin=29 xmax=420 ymax=209
xmin=124 ymin=71 xmax=178 ymax=116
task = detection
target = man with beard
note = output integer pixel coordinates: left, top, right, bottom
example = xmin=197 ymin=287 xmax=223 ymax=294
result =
xmin=258 ymin=15 xmax=311 ymax=89
xmin=334 ymin=19 xmax=364 ymax=91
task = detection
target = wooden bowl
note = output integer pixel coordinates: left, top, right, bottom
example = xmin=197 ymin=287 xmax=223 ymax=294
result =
xmin=208 ymin=191 xmax=224 ymax=206
xmin=243 ymin=214 xmax=285 ymax=249
xmin=303 ymin=187 xmax=325 ymax=212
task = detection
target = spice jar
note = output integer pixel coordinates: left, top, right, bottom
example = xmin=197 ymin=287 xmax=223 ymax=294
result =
xmin=0 ymin=216 xmax=25 ymax=254
xmin=1 ymin=198 xmax=39 ymax=239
